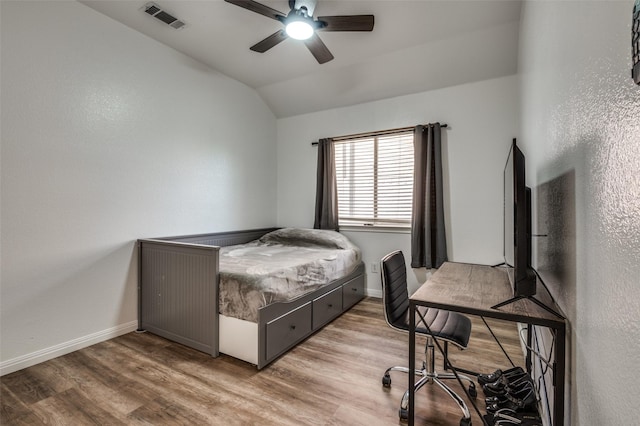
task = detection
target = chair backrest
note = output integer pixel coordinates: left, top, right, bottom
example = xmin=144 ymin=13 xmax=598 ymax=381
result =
xmin=381 ymin=251 xmax=410 ymax=330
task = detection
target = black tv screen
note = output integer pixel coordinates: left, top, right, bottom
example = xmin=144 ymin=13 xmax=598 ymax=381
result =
xmin=503 ymin=144 xmax=515 ymax=268
xmin=503 ymin=139 xmax=536 ymax=297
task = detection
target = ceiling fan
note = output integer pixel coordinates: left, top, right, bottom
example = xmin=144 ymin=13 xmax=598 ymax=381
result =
xmin=224 ymin=0 xmax=374 ymax=64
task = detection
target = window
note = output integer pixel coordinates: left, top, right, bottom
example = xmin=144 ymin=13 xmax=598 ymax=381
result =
xmin=335 ymin=131 xmax=414 ymax=228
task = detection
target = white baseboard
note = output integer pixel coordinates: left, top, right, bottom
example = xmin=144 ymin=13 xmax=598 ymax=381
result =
xmin=0 ymin=320 xmax=138 ymax=376
xmin=366 ymin=288 xmax=382 ymax=298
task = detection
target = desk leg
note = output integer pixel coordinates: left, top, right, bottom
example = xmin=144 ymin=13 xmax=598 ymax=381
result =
xmin=409 ymin=301 xmax=416 ymax=426
xmin=526 ymin=324 xmax=533 ymax=373
xmin=554 ymin=325 xmax=566 ymax=425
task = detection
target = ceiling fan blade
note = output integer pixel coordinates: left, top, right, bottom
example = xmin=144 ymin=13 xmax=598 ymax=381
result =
xmin=317 ymin=15 xmax=374 ymax=32
xmin=224 ymin=0 xmax=286 ymax=21
xmin=303 ymin=33 xmax=334 ymax=64
xmin=250 ymin=30 xmax=288 ymax=53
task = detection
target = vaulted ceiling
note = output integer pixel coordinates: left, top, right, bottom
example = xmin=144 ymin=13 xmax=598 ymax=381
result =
xmin=81 ymin=0 xmax=522 ymax=118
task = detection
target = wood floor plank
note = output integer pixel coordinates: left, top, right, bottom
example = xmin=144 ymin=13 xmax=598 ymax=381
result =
xmin=0 ymin=383 xmax=43 ymax=424
xmin=30 ymin=388 xmax=125 ymax=425
xmin=49 ymin=352 xmax=151 ymax=420
xmin=1 ymin=298 xmax=525 ymax=425
xmin=0 ymin=369 xmax=57 ymax=405
xmin=127 ymin=396 xmax=213 ymax=425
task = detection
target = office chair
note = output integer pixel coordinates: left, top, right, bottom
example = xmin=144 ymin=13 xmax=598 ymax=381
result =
xmin=380 ymin=250 xmax=476 ymax=425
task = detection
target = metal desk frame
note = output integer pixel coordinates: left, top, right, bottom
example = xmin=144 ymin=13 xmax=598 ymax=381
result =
xmin=408 ymin=262 xmax=566 ymax=425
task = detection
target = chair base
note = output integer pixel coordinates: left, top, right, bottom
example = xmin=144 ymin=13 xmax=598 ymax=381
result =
xmin=382 ymin=338 xmax=477 ymax=424
xmin=383 ymin=366 xmax=476 ymax=423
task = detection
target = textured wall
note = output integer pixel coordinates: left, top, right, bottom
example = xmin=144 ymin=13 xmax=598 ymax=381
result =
xmin=1 ymin=1 xmax=277 ymax=371
xmin=519 ymin=1 xmax=640 ymax=424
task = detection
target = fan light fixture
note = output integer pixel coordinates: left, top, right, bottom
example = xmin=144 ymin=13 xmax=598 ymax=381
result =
xmin=285 ymin=18 xmax=314 ymax=40
xmin=224 ymin=0 xmax=375 ymax=64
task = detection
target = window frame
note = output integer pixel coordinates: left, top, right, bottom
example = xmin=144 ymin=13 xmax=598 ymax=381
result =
xmin=333 ymin=129 xmax=415 ymax=230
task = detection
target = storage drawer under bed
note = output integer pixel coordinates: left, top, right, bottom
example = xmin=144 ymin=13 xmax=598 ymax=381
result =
xmin=265 ymin=301 xmax=313 ymax=360
xmin=342 ymin=275 xmax=365 ymax=310
xmin=312 ymin=285 xmax=343 ymax=330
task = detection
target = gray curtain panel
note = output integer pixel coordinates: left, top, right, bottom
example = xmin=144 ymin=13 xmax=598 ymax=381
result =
xmin=314 ymin=138 xmax=339 ymax=230
xmin=411 ymin=124 xmax=447 ymax=268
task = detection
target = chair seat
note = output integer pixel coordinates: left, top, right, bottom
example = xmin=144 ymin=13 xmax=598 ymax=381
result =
xmin=392 ymin=306 xmax=471 ymax=349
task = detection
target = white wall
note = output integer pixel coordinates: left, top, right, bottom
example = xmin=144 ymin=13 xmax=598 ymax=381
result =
xmin=277 ymin=75 xmax=520 ymax=295
xmin=519 ymin=1 xmax=640 ymax=424
xmin=0 ymin=1 xmax=277 ymax=374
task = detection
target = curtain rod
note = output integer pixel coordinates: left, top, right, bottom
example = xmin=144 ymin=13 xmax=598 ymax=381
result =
xmin=311 ymin=123 xmax=448 ymax=146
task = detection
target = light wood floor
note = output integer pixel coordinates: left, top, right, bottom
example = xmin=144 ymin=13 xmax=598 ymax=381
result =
xmin=1 ymin=298 xmax=524 ymax=425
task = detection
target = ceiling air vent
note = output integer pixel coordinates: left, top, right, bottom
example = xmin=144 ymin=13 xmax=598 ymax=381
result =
xmin=142 ymin=2 xmax=186 ymax=30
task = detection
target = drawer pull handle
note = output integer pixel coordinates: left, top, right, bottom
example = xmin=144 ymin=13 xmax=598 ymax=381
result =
xmin=351 ymin=287 xmax=358 ymax=292
xmin=328 ymin=303 xmax=333 ymax=308
xmin=290 ymin=325 xmax=296 ymax=330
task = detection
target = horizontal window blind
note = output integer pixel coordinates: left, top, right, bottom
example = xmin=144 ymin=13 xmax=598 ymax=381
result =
xmin=335 ymin=131 xmax=414 ymax=227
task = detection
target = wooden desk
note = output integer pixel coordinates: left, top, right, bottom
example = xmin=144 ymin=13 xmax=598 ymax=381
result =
xmin=408 ymin=262 xmax=566 ymax=425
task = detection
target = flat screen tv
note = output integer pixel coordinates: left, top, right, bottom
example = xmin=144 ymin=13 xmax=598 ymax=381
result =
xmin=494 ymin=139 xmax=564 ymax=318
xmin=502 ymin=139 xmax=536 ymax=298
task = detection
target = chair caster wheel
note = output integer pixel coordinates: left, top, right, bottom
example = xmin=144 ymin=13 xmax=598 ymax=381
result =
xmin=399 ymin=408 xmax=408 ymax=421
xmin=382 ymin=373 xmax=391 ymax=387
xmin=468 ymin=384 xmax=477 ymax=398
xmin=460 ymin=417 xmax=471 ymax=426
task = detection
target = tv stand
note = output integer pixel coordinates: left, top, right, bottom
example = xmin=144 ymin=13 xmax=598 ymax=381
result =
xmin=490 ymin=264 xmax=564 ymax=319
xmin=492 ymin=294 xmax=564 ymax=319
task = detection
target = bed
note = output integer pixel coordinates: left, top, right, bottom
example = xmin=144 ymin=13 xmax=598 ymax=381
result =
xmin=138 ymin=228 xmax=366 ymax=369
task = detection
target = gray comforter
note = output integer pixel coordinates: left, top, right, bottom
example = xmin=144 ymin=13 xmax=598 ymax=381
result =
xmin=218 ymin=228 xmax=362 ymax=322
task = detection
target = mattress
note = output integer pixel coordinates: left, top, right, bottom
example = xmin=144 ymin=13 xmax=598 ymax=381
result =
xmin=218 ymin=228 xmax=361 ymax=322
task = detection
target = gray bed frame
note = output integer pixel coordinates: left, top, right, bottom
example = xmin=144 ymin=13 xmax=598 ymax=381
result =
xmin=138 ymin=228 xmax=366 ymax=369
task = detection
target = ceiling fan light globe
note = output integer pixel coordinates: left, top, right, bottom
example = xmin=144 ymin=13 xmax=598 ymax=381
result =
xmin=285 ymin=21 xmax=314 ymax=40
